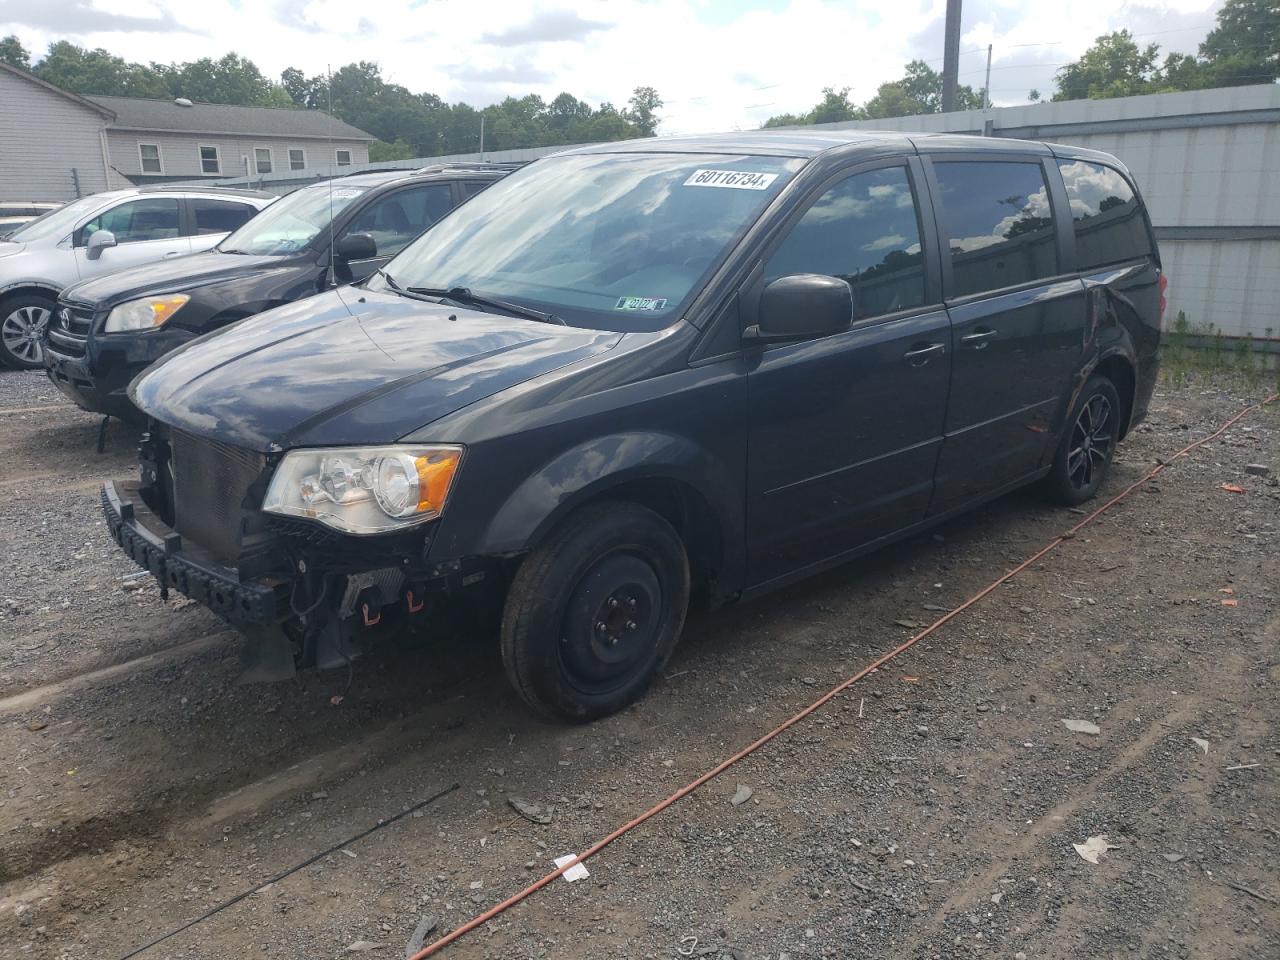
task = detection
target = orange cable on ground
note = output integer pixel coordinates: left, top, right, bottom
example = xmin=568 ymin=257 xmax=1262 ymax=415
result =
xmin=411 ymin=392 xmax=1277 ymax=959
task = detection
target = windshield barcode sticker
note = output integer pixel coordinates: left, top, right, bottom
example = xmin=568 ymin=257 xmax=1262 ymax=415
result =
xmin=683 ymin=169 xmax=778 ymax=190
xmin=615 ymin=296 xmax=668 ymax=312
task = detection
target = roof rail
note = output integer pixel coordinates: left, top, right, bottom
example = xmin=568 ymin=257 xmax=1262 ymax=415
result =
xmin=137 ymin=184 xmax=275 ymax=198
xmin=409 ymin=160 xmax=527 ymax=176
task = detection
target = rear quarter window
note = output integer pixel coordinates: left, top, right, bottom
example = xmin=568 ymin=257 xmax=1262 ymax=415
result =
xmin=1057 ymin=159 xmax=1153 ymax=270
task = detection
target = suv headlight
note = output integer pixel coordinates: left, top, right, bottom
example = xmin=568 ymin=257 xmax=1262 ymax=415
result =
xmin=262 ymin=445 xmax=463 ymax=535
xmin=104 ymin=294 xmax=190 ymax=332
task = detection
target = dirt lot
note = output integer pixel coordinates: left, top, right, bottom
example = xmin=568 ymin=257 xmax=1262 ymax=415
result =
xmin=1 ymin=367 xmax=1277 ymax=960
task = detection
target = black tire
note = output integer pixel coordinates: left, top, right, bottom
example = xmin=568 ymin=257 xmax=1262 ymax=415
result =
xmin=0 ymin=291 xmax=56 ymax=370
xmin=1044 ymin=374 xmax=1121 ymax=505
xmin=500 ymin=500 xmax=690 ymax=722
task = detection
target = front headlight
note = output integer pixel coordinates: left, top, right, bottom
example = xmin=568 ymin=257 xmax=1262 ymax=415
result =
xmin=104 ymin=294 xmax=190 ymax=333
xmin=262 ymin=445 xmax=463 ymax=535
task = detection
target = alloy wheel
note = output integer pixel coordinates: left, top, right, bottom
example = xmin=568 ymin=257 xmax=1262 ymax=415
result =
xmin=2 ymin=305 xmax=51 ymax=366
xmin=1067 ymin=393 xmax=1113 ymax=491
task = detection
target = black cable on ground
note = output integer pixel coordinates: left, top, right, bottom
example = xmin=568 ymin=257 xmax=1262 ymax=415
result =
xmin=117 ymin=781 xmax=460 ymax=960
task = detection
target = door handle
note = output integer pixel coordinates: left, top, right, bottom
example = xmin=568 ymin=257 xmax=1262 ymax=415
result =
xmin=960 ymin=327 xmax=997 ymax=349
xmin=163 ymin=251 xmax=183 ymax=259
xmin=903 ymin=342 xmax=945 ymax=365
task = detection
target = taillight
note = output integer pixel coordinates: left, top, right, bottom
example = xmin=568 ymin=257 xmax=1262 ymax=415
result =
xmin=1158 ymin=272 xmax=1168 ymax=330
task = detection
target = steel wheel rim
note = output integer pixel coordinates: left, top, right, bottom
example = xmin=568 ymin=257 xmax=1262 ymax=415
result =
xmin=2 ymin=305 xmax=50 ymax=364
xmin=1067 ymin=393 xmax=1113 ymax=491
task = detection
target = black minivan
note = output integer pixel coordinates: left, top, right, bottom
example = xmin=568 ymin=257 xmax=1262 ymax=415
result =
xmin=45 ymin=163 xmax=512 ymax=421
xmin=103 ymin=131 xmax=1162 ymax=721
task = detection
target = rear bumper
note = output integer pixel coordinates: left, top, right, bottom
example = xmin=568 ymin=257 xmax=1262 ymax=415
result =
xmin=102 ymin=479 xmax=283 ymax=624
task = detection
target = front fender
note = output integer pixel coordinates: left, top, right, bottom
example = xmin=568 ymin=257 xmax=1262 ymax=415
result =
xmin=483 ymin=430 xmax=740 ymax=555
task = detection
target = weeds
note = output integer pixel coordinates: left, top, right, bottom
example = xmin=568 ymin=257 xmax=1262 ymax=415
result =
xmin=1160 ymin=311 xmax=1278 ymax=391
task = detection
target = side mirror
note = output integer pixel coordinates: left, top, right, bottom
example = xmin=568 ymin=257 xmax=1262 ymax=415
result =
xmin=747 ymin=274 xmax=853 ymax=342
xmin=85 ymin=229 xmax=117 ymax=261
xmin=335 ymin=233 xmax=377 ymax=262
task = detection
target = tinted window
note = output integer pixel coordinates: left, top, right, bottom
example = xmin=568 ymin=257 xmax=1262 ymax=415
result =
xmin=342 ymin=184 xmax=454 ymax=259
xmin=933 ymin=161 xmax=1057 ymax=297
xmin=81 ymin=198 xmax=180 ymax=244
xmin=764 ymin=166 xmax=925 ymax=321
xmin=461 ymin=180 xmax=491 ymax=199
xmin=192 ymin=199 xmax=256 ymax=235
xmin=1057 ymin=160 xmax=1152 ymax=270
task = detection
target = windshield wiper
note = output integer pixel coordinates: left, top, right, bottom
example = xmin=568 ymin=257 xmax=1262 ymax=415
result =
xmin=407 ymin=285 xmax=566 ymax=326
xmin=374 ymin=269 xmax=446 ymax=305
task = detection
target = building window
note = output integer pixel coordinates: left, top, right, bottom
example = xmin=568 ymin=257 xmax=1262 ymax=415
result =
xmin=139 ymin=143 xmax=163 ymax=175
xmin=199 ymin=145 xmax=221 ymax=176
xmin=335 ymin=149 xmax=352 ymax=167
xmin=254 ymin=147 xmax=273 ymax=175
xmin=288 ymin=148 xmax=307 ymax=171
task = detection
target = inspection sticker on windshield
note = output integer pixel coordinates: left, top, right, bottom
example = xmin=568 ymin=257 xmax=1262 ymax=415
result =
xmin=329 ymin=188 xmax=366 ymax=199
xmin=683 ymin=169 xmax=778 ymax=190
xmin=615 ymin=296 xmax=668 ymax=312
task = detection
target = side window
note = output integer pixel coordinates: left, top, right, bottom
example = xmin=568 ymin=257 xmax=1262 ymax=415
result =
xmin=191 ymin=199 xmax=257 ymax=235
xmin=1057 ymin=160 xmax=1152 ymax=270
xmin=933 ymin=160 xmax=1058 ymax=297
xmin=461 ymin=180 xmax=492 ymax=199
xmin=341 ymin=184 xmax=454 ymax=259
xmin=80 ymin=198 xmax=181 ymax=244
xmin=288 ymin=148 xmax=307 ymax=171
xmin=254 ymin=147 xmax=273 ymax=174
xmin=199 ymin=145 xmax=221 ymax=175
xmin=336 ymin=149 xmax=352 ymax=167
xmin=764 ymin=166 xmax=926 ymax=321
xmin=139 ymin=143 xmax=162 ymax=174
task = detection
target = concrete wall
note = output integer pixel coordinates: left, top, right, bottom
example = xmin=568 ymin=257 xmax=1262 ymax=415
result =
xmin=106 ymin=130 xmax=369 ymax=183
xmin=811 ymin=84 xmax=1280 ymax=339
xmin=0 ymin=70 xmax=116 ymax=202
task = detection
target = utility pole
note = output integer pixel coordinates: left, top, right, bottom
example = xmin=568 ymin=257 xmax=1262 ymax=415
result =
xmin=983 ymin=43 xmax=993 ymax=110
xmin=941 ymin=0 xmax=962 ymax=113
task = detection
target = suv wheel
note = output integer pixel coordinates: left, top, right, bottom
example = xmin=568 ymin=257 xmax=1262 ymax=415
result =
xmin=500 ymin=501 xmax=690 ymax=722
xmin=1044 ymin=374 xmax=1121 ymax=505
xmin=0 ymin=292 xmax=55 ymax=369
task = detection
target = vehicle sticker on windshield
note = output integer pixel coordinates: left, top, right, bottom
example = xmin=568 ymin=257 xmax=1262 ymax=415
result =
xmin=329 ymin=188 xmax=366 ymax=199
xmin=683 ymin=169 xmax=778 ymax=190
xmin=615 ymin=296 xmax=668 ymax=312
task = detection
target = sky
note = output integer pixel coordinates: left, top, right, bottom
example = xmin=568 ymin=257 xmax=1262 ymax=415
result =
xmin=0 ymin=0 xmax=1229 ymax=134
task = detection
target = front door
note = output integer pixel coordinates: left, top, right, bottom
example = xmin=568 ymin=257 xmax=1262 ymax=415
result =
xmin=334 ymin=183 xmax=456 ymax=284
xmin=745 ymin=162 xmax=950 ymax=586
xmin=72 ymin=197 xmax=191 ymax=281
xmin=926 ymin=157 xmax=1088 ymax=512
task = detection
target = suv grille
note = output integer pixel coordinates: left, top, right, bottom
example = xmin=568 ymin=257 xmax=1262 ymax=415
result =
xmin=170 ymin=429 xmax=267 ymax=562
xmin=46 ymin=302 xmax=95 ymax=358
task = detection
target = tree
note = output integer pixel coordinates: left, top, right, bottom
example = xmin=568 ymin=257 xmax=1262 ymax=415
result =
xmin=369 ymin=139 xmax=415 ymax=162
xmin=0 ymin=34 xmax=30 ymax=70
xmin=34 ymin=41 xmax=170 ymax=98
xmin=625 ymin=85 xmax=663 ymax=136
xmin=1198 ymin=0 xmax=1280 ymax=86
xmin=1052 ymin=30 xmax=1165 ymax=100
xmin=763 ymin=62 xmax=981 ymax=129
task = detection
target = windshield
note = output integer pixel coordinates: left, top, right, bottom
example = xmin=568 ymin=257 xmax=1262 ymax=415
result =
xmin=3 ymin=195 xmax=106 ymax=242
xmin=373 ymin=152 xmax=802 ymax=329
xmin=219 ymin=183 xmax=368 ymax=255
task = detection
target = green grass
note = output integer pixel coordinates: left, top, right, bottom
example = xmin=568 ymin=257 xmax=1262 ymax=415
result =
xmin=1160 ymin=312 xmax=1279 ymax=391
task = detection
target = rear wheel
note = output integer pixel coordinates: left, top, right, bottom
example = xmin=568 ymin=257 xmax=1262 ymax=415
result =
xmin=500 ymin=501 xmax=690 ymax=722
xmin=1044 ymin=374 xmax=1121 ymax=505
xmin=0 ymin=292 xmax=55 ymax=369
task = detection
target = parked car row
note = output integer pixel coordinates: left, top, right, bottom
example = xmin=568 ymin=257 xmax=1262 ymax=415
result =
xmin=0 ymin=185 xmax=274 ymax=368
xmin=34 ymin=133 xmax=1165 ymax=722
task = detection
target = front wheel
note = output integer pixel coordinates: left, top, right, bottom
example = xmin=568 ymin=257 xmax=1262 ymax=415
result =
xmin=500 ymin=501 xmax=690 ymax=722
xmin=1044 ymin=374 xmax=1121 ymax=505
xmin=0 ymin=293 xmax=55 ymax=369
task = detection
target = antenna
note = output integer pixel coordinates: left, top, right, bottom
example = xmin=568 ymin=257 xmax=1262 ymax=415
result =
xmin=327 ymin=64 xmax=336 ymax=287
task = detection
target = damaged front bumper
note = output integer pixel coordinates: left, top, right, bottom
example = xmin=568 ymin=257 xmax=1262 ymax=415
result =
xmin=102 ymin=479 xmax=285 ymax=624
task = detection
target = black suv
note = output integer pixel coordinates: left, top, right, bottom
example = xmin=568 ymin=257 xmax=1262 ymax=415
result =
xmin=103 ymin=132 xmax=1162 ymax=721
xmin=45 ymin=163 xmax=514 ymax=420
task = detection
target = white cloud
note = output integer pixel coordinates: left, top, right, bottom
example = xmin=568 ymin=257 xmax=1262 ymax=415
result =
xmin=0 ymin=0 xmax=1228 ymax=134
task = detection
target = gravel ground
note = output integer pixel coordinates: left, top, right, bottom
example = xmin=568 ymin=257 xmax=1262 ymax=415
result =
xmin=0 ymin=367 xmax=1277 ymax=960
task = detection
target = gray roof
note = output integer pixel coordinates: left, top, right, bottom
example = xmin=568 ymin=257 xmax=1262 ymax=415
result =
xmin=89 ymin=95 xmax=375 ymax=142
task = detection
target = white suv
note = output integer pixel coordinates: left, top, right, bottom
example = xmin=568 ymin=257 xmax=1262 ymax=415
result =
xmin=0 ymin=186 xmax=274 ymax=368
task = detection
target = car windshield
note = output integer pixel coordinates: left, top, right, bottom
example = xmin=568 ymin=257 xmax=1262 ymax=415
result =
xmin=373 ymin=152 xmax=803 ymax=329
xmin=219 ymin=183 xmax=368 ymax=255
xmin=2 ymin=195 xmax=107 ymax=242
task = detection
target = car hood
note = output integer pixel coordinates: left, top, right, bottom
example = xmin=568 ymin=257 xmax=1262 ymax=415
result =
xmin=62 ymin=249 xmax=294 ymax=306
xmin=131 ymin=288 xmax=622 ymax=452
